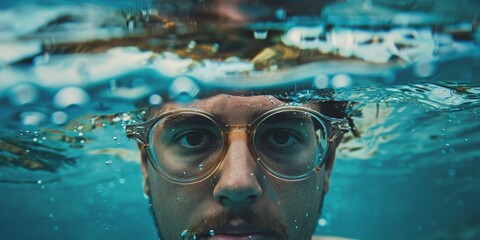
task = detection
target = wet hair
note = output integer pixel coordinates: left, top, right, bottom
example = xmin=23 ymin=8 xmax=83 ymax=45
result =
xmin=139 ymin=90 xmax=359 ymax=137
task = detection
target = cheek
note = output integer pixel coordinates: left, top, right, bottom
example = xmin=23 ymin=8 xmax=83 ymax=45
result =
xmin=272 ymin=172 xmax=326 ymax=231
xmin=148 ymin=169 xmax=214 ymax=238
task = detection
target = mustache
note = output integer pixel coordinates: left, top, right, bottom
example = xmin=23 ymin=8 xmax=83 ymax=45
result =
xmin=185 ymin=210 xmax=288 ymax=239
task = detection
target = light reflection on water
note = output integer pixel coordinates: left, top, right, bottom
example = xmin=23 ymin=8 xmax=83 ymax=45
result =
xmin=1 ymin=1 xmax=480 ymax=240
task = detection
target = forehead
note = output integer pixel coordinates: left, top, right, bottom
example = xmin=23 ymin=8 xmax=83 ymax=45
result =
xmin=148 ymin=94 xmax=316 ymax=123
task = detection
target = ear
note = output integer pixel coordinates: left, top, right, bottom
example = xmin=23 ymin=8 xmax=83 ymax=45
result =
xmin=138 ymin=143 xmax=151 ymax=198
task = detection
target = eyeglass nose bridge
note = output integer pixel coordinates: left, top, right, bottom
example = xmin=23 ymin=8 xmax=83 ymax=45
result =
xmin=225 ymin=124 xmax=252 ymax=133
xmin=223 ymin=124 xmax=255 ymax=149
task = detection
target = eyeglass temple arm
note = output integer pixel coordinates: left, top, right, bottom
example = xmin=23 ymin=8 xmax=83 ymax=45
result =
xmin=126 ymin=125 xmax=149 ymax=146
xmin=328 ymin=119 xmax=350 ymax=143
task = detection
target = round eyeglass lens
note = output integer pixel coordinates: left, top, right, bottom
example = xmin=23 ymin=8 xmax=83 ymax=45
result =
xmin=148 ymin=112 xmax=224 ymax=183
xmin=253 ymin=110 xmax=328 ymax=180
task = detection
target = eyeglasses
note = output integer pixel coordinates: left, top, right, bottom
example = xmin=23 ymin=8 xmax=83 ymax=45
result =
xmin=126 ymin=106 xmax=350 ymax=184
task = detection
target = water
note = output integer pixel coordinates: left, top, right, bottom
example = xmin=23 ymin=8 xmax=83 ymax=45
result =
xmin=1 ymin=1 xmax=479 ymax=239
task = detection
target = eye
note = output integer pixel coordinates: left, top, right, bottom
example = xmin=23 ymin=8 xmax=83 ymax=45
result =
xmin=176 ymin=131 xmax=215 ymax=149
xmin=260 ymin=129 xmax=299 ymax=148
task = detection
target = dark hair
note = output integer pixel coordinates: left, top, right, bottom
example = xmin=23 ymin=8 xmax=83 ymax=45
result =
xmin=139 ymin=90 xmax=359 ymax=137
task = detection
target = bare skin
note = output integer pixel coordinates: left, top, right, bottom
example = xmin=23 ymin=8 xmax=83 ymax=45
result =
xmin=140 ymin=94 xmax=343 ymax=240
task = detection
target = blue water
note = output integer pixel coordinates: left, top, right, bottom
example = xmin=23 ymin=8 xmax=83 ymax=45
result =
xmin=1 ymin=1 xmax=480 ymax=240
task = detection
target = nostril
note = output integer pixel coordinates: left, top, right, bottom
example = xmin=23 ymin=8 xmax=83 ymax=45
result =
xmin=216 ymin=193 xmax=259 ymax=205
xmin=247 ymin=195 xmax=257 ymax=204
xmin=218 ymin=196 xmax=227 ymax=204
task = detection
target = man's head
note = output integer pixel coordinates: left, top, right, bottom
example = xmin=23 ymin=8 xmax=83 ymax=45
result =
xmin=128 ymin=94 xmax=348 ymax=240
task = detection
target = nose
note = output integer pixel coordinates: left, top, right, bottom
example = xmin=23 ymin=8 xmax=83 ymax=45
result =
xmin=213 ymin=130 xmax=262 ymax=208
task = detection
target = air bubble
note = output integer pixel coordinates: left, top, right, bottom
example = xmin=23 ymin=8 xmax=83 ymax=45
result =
xmin=314 ymin=74 xmax=329 ymax=89
xmin=149 ymin=94 xmax=163 ymax=105
xmin=106 ymin=160 xmax=112 ymax=165
xmin=21 ymin=111 xmax=47 ymax=125
xmin=8 ymin=84 xmax=39 ymax=106
xmin=414 ymin=62 xmax=436 ymax=78
xmin=209 ymin=230 xmax=215 ymax=236
xmin=168 ymin=77 xmax=200 ymax=103
xmin=318 ymin=218 xmax=327 ymax=226
xmin=53 ymin=87 xmax=90 ymax=108
xmin=331 ymin=74 xmax=352 ymax=88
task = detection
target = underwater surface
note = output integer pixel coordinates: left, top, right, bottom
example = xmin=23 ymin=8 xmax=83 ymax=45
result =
xmin=1 ymin=0 xmax=480 ymax=239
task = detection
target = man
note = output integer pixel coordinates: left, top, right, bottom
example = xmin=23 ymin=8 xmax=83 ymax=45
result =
xmin=127 ymin=93 xmax=350 ymax=240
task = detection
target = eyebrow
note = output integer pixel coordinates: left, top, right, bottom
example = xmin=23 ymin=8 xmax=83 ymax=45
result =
xmin=161 ymin=113 xmax=215 ymax=130
xmin=159 ymin=108 xmax=315 ymax=130
xmin=261 ymin=111 xmax=313 ymax=124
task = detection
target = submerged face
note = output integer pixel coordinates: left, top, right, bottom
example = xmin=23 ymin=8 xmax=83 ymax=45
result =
xmin=138 ymin=94 xmax=341 ymax=240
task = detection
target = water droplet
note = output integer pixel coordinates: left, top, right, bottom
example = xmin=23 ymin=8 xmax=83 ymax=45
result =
xmin=198 ymin=163 xmax=204 ymax=171
xmin=209 ymin=230 xmax=215 ymax=236
xmin=37 ymin=180 xmax=42 ymax=184
xmin=180 ymin=230 xmax=189 ymax=239
xmin=113 ymin=136 xmax=118 ymax=141
xmin=106 ymin=160 xmax=112 ymax=165
xmin=318 ymin=218 xmax=327 ymax=226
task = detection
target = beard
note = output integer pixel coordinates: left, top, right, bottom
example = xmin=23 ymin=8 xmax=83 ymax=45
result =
xmin=147 ymin=197 xmax=326 ymax=240
xmin=148 ymin=199 xmax=287 ymax=239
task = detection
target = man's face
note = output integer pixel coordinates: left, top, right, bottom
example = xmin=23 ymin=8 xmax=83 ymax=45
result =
xmin=139 ymin=94 xmax=339 ymax=240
